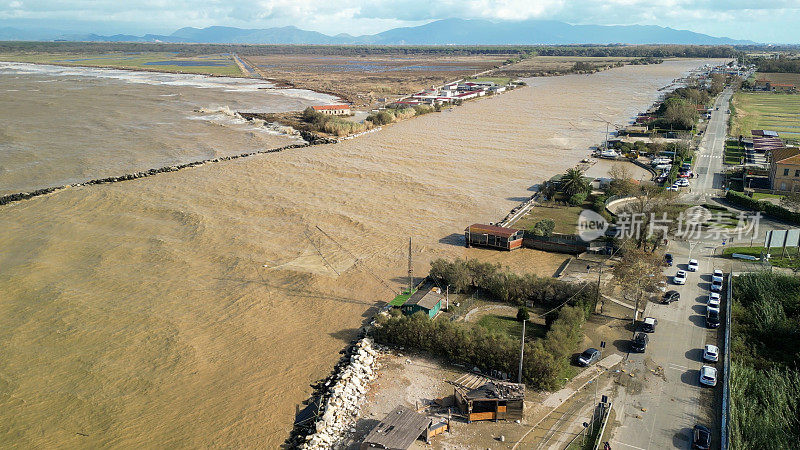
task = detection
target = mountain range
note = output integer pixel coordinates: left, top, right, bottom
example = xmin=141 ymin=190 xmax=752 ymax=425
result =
xmin=0 ymin=19 xmax=754 ymax=45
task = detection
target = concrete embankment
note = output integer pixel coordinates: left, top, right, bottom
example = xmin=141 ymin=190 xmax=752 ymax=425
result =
xmin=0 ymin=134 xmax=334 ymax=207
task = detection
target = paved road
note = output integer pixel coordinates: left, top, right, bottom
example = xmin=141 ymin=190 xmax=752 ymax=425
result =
xmin=610 ymin=242 xmax=723 ymax=450
xmin=609 ymin=93 xmax=735 ymax=450
xmin=686 ymin=87 xmax=733 ymax=202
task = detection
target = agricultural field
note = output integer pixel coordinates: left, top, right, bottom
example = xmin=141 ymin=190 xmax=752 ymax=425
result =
xmin=755 ymin=72 xmax=800 ymax=86
xmin=730 ymin=91 xmax=800 ymax=140
xmin=0 ymin=51 xmax=243 ymax=76
xmin=241 ymin=53 xmax=510 ymax=106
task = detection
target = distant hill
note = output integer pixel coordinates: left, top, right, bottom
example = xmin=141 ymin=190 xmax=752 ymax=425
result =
xmin=0 ymin=18 xmax=754 ymax=45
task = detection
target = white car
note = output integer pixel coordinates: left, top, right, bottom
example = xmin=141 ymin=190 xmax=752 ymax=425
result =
xmin=700 ymin=365 xmax=718 ymax=386
xmin=600 ymin=149 xmax=619 ymax=158
xmin=668 ymin=185 xmax=679 ymax=192
xmin=703 ymin=344 xmax=719 ymax=363
xmin=712 ymin=269 xmax=724 ymax=283
xmin=711 ymin=279 xmax=723 ymax=292
xmin=708 ymin=292 xmax=721 ymax=309
xmin=674 ymin=270 xmax=687 ymax=285
xmin=688 ymin=259 xmax=699 ymax=272
xmin=676 ymin=178 xmax=690 ymax=187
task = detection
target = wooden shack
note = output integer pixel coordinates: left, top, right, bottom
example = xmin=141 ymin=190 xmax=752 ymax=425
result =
xmin=401 ymin=287 xmax=443 ymax=318
xmin=464 ymin=224 xmax=523 ymax=250
xmin=360 ymin=406 xmax=449 ymax=450
xmin=452 ymin=374 xmax=525 ymax=422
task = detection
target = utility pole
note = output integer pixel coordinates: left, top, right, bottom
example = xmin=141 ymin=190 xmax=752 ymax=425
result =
xmin=407 ymin=237 xmax=413 ymax=294
xmin=596 ymin=265 xmax=603 ymax=314
xmin=517 ymin=319 xmax=526 ymax=384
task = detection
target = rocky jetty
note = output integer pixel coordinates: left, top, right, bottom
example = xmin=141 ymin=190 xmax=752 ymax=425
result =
xmin=286 ymin=335 xmax=380 ymax=449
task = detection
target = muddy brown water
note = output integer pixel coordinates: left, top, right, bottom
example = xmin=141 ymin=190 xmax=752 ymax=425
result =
xmin=0 ymin=59 xmax=720 ymax=447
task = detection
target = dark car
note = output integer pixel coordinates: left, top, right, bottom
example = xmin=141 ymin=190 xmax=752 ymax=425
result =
xmin=692 ymin=424 xmax=711 ymax=449
xmin=664 ymin=253 xmax=673 ymax=266
xmin=706 ymin=308 xmax=720 ymax=329
xmin=577 ymin=348 xmax=601 ymax=367
xmin=640 ymin=317 xmax=658 ymax=333
xmin=631 ymin=332 xmax=649 ymax=352
xmin=662 ymin=290 xmax=680 ymax=304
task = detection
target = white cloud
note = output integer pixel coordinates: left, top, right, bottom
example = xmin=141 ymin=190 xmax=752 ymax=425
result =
xmin=0 ymin=0 xmax=799 ymax=42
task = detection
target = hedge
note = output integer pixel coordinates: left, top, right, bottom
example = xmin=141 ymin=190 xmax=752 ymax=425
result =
xmin=726 ymin=190 xmax=800 ymax=224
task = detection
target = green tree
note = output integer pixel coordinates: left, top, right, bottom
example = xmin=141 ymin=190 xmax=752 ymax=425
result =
xmin=531 ymin=218 xmax=555 ymax=237
xmin=517 ymin=306 xmax=530 ymax=322
xmin=562 ymin=168 xmax=590 ymax=197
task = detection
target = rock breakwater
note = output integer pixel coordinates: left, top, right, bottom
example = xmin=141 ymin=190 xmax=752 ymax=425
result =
xmin=287 ymin=334 xmax=381 ymax=449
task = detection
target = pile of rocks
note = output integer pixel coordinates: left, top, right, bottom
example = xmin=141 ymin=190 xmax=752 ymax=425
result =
xmin=301 ymin=337 xmax=379 ymax=449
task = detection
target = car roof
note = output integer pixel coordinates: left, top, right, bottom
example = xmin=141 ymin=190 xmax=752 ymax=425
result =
xmin=666 ymin=290 xmax=679 ymax=295
xmin=583 ymin=348 xmax=599 ymax=354
xmin=644 ymin=317 xmax=656 ymax=325
xmin=705 ymin=344 xmax=719 ymax=352
xmin=709 ymin=292 xmax=720 ymax=297
xmin=701 ymin=365 xmax=717 ymax=375
xmin=677 ymin=270 xmax=686 ymax=275
xmin=689 ymin=259 xmax=698 ymax=263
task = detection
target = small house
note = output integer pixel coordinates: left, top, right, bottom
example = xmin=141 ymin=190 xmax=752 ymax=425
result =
xmin=452 ymin=374 xmax=525 ymax=422
xmin=312 ymin=104 xmax=351 ymax=116
xmin=401 ymin=287 xmax=443 ymax=318
xmin=465 ymin=224 xmax=523 ymax=250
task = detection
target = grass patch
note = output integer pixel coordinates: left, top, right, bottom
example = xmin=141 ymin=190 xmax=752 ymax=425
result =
xmin=724 ymin=140 xmax=744 ymax=165
xmin=476 ymin=314 xmax=547 ymax=341
xmin=515 ymin=205 xmax=583 ymax=234
xmin=723 ymin=246 xmax=800 ymax=269
xmin=389 ymin=288 xmax=417 ymax=307
xmin=752 ymin=192 xmax=784 ymax=201
xmin=467 ymin=76 xmax=512 ymax=85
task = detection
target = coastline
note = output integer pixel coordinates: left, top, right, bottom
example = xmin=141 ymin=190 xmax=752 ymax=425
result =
xmin=0 ymin=58 xmax=720 ymax=448
xmin=282 ymin=63 xmax=709 ymax=448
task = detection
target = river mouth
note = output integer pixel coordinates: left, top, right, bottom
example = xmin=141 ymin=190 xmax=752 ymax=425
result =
xmin=0 ymin=58 xmax=722 ymax=448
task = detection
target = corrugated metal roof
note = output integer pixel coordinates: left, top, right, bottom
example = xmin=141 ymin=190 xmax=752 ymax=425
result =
xmin=361 ymin=406 xmax=430 ymax=449
xmin=406 ymin=287 xmax=443 ymax=310
xmin=465 ymin=224 xmax=521 ymax=239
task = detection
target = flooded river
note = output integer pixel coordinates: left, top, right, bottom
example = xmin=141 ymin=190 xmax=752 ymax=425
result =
xmin=0 ymin=59 xmax=717 ymax=447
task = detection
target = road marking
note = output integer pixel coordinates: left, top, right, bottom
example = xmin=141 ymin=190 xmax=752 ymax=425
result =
xmin=612 ymin=441 xmax=647 ymax=450
xmin=668 ymin=363 xmax=689 ymax=371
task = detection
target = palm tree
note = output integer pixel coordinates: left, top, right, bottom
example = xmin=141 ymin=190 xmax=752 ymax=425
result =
xmin=561 ymin=168 xmax=589 ymax=197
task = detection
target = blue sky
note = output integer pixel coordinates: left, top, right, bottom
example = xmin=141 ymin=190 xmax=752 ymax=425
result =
xmin=2 ymin=0 xmax=800 ymax=43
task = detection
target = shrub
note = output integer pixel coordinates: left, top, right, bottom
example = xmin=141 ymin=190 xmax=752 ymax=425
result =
xmin=531 ymin=218 xmax=556 ymax=237
xmin=569 ymin=192 xmax=587 ymax=206
xmin=726 ymin=190 xmax=800 ymax=225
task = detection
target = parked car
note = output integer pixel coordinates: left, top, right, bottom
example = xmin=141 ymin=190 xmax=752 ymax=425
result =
xmin=577 ymin=348 xmax=601 ymax=367
xmin=688 ymin=259 xmax=699 ymax=272
xmin=676 ymin=178 xmax=690 ymax=187
xmin=664 ymin=253 xmax=673 ymax=266
xmin=662 ymin=290 xmax=680 ymax=304
xmin=703 ymin=344 xmax=719 ymax=363
xmin=712 ymin=269 xmax=724 ymax=283
xmin=700 ymin=365 xmax=718 ymax=386
xmin=631 ymin=332 xmax=649 ymax=352
xmin=600 ymin=149 xmax=619 ymax=158
xmin=641 ymin=317 xmax=658 ymax=333
xmin=692 ymin=424 xmax=711 ymax=449
xmin=674 ymin=270 xmax=687 ymax=285
xmin=706 ymin=307 xmax=721 ymax=328
xmin=711 ymin=279 xmax=723 ymax=292
xmin=707 ymin=292 xmax=721 ymax=309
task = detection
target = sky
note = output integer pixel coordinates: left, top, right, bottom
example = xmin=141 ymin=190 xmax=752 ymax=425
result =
xmin=1 ymin=0 xmax=800 ymax=43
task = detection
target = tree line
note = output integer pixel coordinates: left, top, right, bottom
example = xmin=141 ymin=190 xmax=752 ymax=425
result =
xmin=373 ymin=304 xmax=586 ymax=390
xmin=428 ymin=258 xmax=598 ymax=314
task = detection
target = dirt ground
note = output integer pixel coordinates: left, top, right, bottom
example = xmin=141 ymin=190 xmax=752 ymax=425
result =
xmin=241 ymin=54 xmax=510 ymax=107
